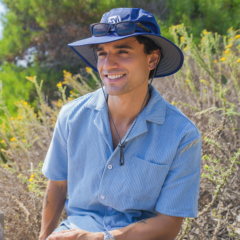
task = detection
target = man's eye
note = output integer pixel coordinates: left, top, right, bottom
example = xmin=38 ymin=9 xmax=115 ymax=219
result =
xmin=98 ymin=52 xmax=106 ymax=56
xmin=119 ymin=50 xmax=128 ymax=54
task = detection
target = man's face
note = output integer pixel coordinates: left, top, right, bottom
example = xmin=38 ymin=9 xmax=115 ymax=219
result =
xmin=96 ymin=37 xmax=152 ymax=96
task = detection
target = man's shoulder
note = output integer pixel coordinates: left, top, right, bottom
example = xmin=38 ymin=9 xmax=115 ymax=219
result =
xmin=164 ymin=101 xmax=201 ymax=143
xmin=58 ymin=88 xmax=102 ymax=122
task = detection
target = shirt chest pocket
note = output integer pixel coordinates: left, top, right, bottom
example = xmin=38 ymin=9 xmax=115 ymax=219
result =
xmin=123 ymin=156 xmax=169 ymax=200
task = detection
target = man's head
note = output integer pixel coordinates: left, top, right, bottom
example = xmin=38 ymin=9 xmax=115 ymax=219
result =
xmin=91 ymin=36 xmax=161 ymax=96
xmin=68 ymin=8 xmax=183 ymax=80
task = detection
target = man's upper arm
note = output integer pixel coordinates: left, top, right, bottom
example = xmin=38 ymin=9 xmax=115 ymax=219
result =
xmin=155 ymin=127 xmax=202 ymax=218
xmin=42 ymin=106 xmax=69 ymax=181
xmin=153 ymin=212 xmax=183 ymax=240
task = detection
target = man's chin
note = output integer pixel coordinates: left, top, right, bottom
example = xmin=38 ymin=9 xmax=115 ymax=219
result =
xmin=104 ymin=85 xmax=130 ymax=96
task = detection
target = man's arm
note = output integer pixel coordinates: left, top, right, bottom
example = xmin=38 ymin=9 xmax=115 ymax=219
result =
xmin=38 ymin=179 xmax=67 ymax=240
xmin=111 ymin=212 xmax=183 ymax=240
xmin=47 ymin=212 xmax=182 ymax=240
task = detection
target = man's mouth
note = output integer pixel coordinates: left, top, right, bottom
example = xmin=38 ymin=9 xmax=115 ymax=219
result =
xmin=105 ymin=74 xmax=126 ymax=80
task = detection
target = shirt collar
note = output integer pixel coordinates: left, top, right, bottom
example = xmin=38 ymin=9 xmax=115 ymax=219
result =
xmin=86 ymin=85 xmax=166 ymax=125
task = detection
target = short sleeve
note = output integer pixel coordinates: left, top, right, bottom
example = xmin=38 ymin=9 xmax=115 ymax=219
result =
xmin=155 ymin=129 xmax=202 ymax=218
xmin=42 ymin=107 xmax=68 ymax=181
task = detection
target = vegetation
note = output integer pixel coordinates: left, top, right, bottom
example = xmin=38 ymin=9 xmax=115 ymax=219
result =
xmin=166 ymin=0 xmax=240 ymax=41
xmin=0 ymin=25 xmax=240 ymax=239
xmin=0 ymin=0 xmax=240 ymax=116
xmin=0 ymin=0 xmax=131 ymax=115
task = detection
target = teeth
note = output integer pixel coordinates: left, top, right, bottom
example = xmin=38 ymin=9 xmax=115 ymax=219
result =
xmin=107 ymin=74 xmax=124 ymax=79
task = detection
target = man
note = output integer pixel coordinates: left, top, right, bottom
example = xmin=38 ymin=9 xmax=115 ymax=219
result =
xmin=39 ymin=8 xmax=202 ymax=240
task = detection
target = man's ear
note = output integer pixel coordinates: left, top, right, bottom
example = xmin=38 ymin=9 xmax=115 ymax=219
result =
xmin=148 ymin=49 xmax=161 ymax=70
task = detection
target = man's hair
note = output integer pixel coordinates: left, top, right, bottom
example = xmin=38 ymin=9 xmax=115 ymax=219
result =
xmin=135 ymin=36 xmax=162 ymax=79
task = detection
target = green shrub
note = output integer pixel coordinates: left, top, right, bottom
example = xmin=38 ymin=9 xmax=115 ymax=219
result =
xmin=166 ymin=0 xmax=240 ymax=42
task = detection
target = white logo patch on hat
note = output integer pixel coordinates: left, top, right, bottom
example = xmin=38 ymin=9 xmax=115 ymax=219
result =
xmin=108 ymin=15 xmax=121 ymax=24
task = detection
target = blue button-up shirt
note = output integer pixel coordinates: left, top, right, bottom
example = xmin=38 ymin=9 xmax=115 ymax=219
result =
xmin=42 ymin=85 xmax=202 ymax=232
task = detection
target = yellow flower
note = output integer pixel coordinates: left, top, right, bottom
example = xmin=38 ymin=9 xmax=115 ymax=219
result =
xmin=9 ymin=117 xmax=14 ymax=121
xmin=23 ymin=102 xmax=28 ymax=106
xmin=213 ymin=60 xmax=217 ymax=63
xmin=228 ymin=27 xmax=233 ymax=32
xmin=22 ymin=139 xmax=26 ymax=143
xmin=5 ymin=164 xmax=9 ymax=168
xmin=203 ymin=30 xmax=208 ymax=35
xmin=171 ymin=101 xmax=175 ymax=106
xmin=63 ymin=71 xmax=72 ymax=78
xmin=236 ymin=59 xmax=240 ymax=63
xmin=226 ymin=43 xmax=233 ymax=48
xmin=0 ymin=140 xmax=5 ymax=143
xmin=63 ymin=70 xmax=66 ymax=73
xmin=86 ymin=67 xmax=92 ymax=73
xmin=18 ymin=173 xmax=22 ymax=177
xmin=31 ymin=174 xmax=35 ymax=178
xmin=220 ymin=57 xmax=226 ymax=62
xmin=28 ymin=105 xmax=31 ymax=108
xmin=225 ymin=49 xmax=229 ymax=54
xmin=70 ymin=90 xmax=73 ymax=94
xmin=180 ymin=36 xmax=184 ymax=42
xmin=10 ymin=137 xmax=16 ymax=142
xmin=26 ymin=76 xmax=33 ymax=81
xmin=29 ymin=178 xmax=33 ymax=182
xmin=18 ymin=116 xmax=23 ymax=120
xmin=235 ymin=35 xmax=240 ymax=39
xmin=56 ymin=82 xmax=62 ymax=88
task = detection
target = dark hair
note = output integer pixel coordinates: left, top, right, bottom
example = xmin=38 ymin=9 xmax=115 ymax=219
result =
xmin=135 ymin=35 xmax=162 ymax=79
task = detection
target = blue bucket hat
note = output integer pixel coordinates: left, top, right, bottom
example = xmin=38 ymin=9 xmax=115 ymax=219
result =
xmin=68 ymin=8 xmax=184 ymax=78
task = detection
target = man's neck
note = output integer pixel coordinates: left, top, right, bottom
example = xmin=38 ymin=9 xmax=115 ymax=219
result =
xmin=107 ymin=85 xmax=151 ymax=128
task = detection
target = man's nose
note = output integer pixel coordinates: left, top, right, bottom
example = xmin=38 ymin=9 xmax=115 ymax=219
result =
xmin=103 ymin=53 xmax=118 ymax=70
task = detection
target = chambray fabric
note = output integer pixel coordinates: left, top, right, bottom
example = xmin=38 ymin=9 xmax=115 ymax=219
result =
xmin=42 ymin=85 xmax=202 ymax=233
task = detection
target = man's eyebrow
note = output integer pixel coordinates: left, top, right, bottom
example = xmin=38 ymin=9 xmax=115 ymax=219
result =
xmin=96 ymin=44 xmax=133 ymax=52
xmin=114 ymin=44 xmax=133 ymax=50
xmin=96 ymin=46 xmax=104 ymax=52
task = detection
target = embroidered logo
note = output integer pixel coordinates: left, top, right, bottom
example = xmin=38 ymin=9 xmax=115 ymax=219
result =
xmin=108 ymin=15 xmax=121 ymax=24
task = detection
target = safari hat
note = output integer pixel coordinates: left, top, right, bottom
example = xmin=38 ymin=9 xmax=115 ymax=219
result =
xmin=68 ymin=8 xmax=184 ymax=78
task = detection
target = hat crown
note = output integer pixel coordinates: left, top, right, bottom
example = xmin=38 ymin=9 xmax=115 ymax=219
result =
xmin=100 ymin=8 xmax=161 ymax=36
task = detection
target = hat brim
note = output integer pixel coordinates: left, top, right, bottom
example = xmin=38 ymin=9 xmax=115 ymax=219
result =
xmin=68 ymin=33 xmax=184 ymax=78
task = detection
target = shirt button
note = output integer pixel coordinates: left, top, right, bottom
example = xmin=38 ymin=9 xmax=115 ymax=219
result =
xmin=107 ymin=225 xmax=111 ymax=230
xmin=100 ymin=195 xmax=105 ymax=200
xmin=108 ymin=207 xmax=112 ymax=210
xmin=108 ymin=165 xmax=113 ymax=169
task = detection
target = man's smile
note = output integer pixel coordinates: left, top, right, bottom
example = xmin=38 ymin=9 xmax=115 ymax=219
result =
xmin=104 ymin=74 xmax=126 ymax=82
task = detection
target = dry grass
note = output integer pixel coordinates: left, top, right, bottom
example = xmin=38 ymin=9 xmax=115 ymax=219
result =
xmin=0 ymin=26 xmax=240 ymax=239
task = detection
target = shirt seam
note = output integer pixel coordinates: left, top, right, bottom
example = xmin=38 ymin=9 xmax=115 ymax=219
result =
xmin=57 ymin=92 xmax=95 ymax=146
xmin=166 ymin=101 xmax=199 ymax=131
